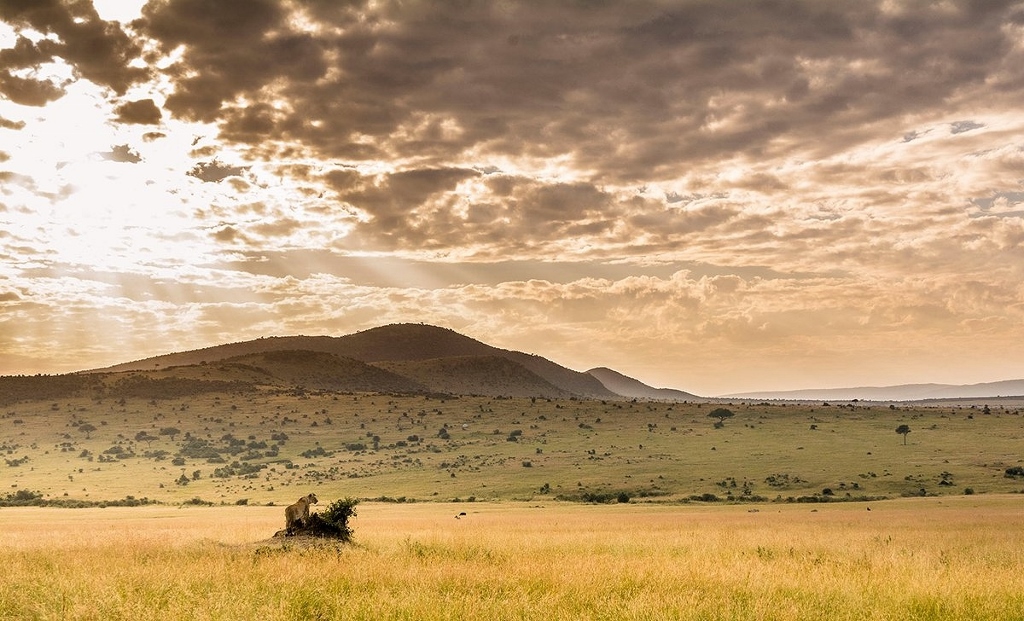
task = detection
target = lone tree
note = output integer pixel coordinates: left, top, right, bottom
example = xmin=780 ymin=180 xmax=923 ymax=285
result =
xmin=78 ymin=423 xmax=96 ymax=440
xmin=708 ymin=408 xmax=735 ymax=427
xmin=159 ymin=427 xmax=181 ymax=441
xmin=895 ymin=424 xmax=911 ymax=445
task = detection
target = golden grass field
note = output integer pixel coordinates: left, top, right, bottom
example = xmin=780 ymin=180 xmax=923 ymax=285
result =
xmin=2 ymin=497 xmax=1023 ymax=620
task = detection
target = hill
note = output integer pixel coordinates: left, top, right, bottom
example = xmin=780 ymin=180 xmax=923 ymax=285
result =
xmin=87 ymin=324 xmax=619 ymax=399
xmin=587 ymin=367 xmax=702 ymax=401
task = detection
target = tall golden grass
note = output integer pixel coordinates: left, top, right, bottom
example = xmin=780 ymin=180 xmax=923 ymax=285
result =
xmin=2 ymin=497 xmax=1023 ymax=620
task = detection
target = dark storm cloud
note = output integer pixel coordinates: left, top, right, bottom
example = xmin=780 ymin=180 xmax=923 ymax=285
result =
xmin=0 ymin=29 xmax=67 ymax=105
xmin=135 ymin=0 xmax=327 ymax=123
xmin=7 ymin=0 xmax=1022 ymax=181
xmin=0 ymin=71 xmax=66 ymax=106
xmin=114 ymin=98 xmax=162 ymax=125
xmin=0 ymin=0 xmax=146 ymax=95
xmin=122 ymin=0 xmax=1024 ymax=183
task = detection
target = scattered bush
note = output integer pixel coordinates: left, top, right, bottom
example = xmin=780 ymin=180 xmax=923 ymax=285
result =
xmin=689 ymin=493 xmax=721 ymax=502
xmin=0 ymin=490 xmax=157 ymax=508
xmin=556 ymin=490 xmax=635 ymax=504
xmin=181 ymin=497 xmax=214 ymax=506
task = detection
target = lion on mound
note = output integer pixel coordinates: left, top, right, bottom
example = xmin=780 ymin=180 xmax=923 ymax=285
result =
xmin=273 ymin=495 xmax=358 ymax=541
xmin=285 ymin=493 xmax=318 ymax=534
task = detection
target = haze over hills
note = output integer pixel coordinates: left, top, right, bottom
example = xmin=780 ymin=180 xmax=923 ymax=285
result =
xmin=4 ymin=323 xmax=1021 ymax=403
xmin=725 ymin=379 xmax=1024 ymax=402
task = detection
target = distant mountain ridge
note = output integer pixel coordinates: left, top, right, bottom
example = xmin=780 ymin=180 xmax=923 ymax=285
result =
xmin=725 ymin=379 xmax=1024 ymax=402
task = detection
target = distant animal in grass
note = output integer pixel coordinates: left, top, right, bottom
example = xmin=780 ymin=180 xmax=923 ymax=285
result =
xmin=285 ymin=493 xmax=318 ymax=534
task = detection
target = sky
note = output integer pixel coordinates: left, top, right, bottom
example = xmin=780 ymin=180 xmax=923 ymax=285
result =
xmin=1 ymin=0 xmax=1023 ymax=397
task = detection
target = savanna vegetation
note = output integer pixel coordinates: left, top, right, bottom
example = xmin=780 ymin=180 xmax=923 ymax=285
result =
xmin=2 ymin=387 xmax=1023 ymax=506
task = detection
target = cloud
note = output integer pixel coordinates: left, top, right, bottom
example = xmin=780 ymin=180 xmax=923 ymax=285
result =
xmin=0 ymin=71 xmax=66 ymax=106
xmin=0 ymin=0 xmax=146 ymax=95
xmin=115 ymin=98 xmax=162 ymax=124
xmin=96 ymin=144 xmax=142 ymax=163
xmin=0 ymin=116 xmax=26 ymax=130
xmin=187 ymin=160 xmax=249 ymax=183
xmin=136 ymin=0 xmax=327 ymax=123
xmin=111 ymin=0 xmax=1021 ymax=186
xmin=950 ymin=120 xmax=985 ymax=134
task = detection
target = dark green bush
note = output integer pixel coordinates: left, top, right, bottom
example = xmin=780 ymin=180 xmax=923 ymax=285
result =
xmin=301 ymin=497 xmax=359 ymax=541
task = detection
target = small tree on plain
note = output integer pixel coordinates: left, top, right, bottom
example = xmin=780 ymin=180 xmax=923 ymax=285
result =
xmin=78 ymin=423 xmax=96 ymax=440
xmin=708 ymin=408 xmax=735 ymax=426
xmin=895 ymin=424 xmax=911 ymax=445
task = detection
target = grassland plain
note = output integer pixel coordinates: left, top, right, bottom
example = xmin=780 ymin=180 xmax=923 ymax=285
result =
xmin=2 ymin=499 xmax=1024 ymax=620
xmin=3 ymin=392 xmax=1024 ymax=505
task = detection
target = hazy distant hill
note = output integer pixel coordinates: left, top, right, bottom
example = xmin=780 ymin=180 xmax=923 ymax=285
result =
xmin=726 ymin=379 xmax=1024 ymax=402
xmin=587 ymin=367 xmax=702 ymax=401
xmin=87 ymin=323 xmax=618 ymax=399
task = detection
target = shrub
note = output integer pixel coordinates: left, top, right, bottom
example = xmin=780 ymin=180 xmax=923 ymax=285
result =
xmin=303 ymin=497 xmax=359 ymax=541
xmin=181 ymin=497 xmax=213 ymax=506
xmin=688 ymin=493 xmax=721 ymax=502
xmin=0 ymin=489 xmax=44 ymax=506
